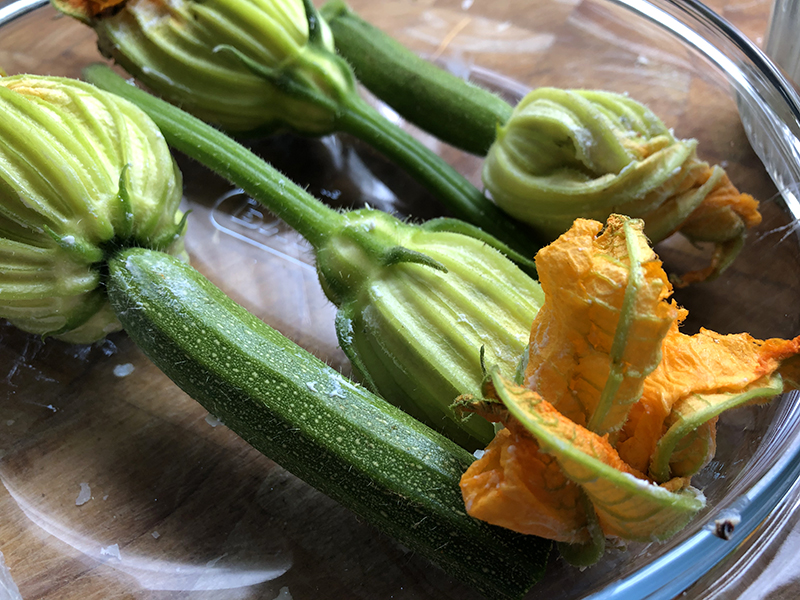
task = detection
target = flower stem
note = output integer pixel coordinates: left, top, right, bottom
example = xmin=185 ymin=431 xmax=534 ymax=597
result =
xmin=335 ymin=93 xmax=537 ymax=259
xmin=321 ymin=0 xmax=512 ymax=156
xmin=84 ymin=65 xmax=343 ymax=250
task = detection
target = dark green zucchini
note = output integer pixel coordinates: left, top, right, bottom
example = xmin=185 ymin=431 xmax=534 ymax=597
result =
xmin=106 ymin=247 xmax=550 ymax=600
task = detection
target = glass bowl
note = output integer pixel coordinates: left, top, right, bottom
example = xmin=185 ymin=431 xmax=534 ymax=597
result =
xmin=1 ymin=0 xmax=799 ymax=598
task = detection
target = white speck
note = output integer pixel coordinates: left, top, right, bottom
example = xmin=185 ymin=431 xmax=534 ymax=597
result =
xmin=103 ymin=495 xmax=109 ymax=501
xmin=461 ymin=0 xmax=474 ymax=9
xmin=113 ymin=363 xmax=135 ymax=377
xmin=62 ymin=235 xmax=76 ymax=246
xmin=620 ymin=472 xmax=657 ymax=489
xmin=690 ymin=487 xmax=707 ymax=504
xmin=635 ymin=54 xmax=650 ymax=66
xmin=5 ymin=420 xmax=13 ymax=426
xmin=473 ymin=449 xmax=485 ymax=459
xmin=272 ymin=586 xmax=293 ymax=600
xmin=76 ymin=482 xmax=92 ymax=506
xmin=328 ymin=376 xmax=346 ymax=399
xmin=305 ymin=381 xmax=319 ymax=393
xmin=0 ymin=549 xmax=22 ymax=600
xmin=205 ymin=413 xmax=222 ymax=427
xmin=151 ymin=531 xmax=160 ymax=539
xmin=100 ymin=544 xmax=122 ymax=561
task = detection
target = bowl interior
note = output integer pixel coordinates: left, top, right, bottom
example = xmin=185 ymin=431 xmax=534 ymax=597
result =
xmin=1 ymin=0 xmax=799 ymax=599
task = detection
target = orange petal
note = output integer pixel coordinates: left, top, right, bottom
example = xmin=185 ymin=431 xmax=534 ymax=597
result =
xmin=460 ymin=428 xmax=589 ymax=543
xmin=681 ymin=169 xmax=762 ymax=236
xmin=617 ymin=325 xmax=800 ymax=473
xmin=488 ymin=373 xmax=703 ymax=542
xmin=525 ymin=216 xmax=677 ymax=432
xmin=54 ymin=0 xmax=127 ymax=21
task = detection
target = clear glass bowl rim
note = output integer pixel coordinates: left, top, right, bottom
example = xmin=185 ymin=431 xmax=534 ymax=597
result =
xmin=1 ymin=0 xmax=800 ymax=598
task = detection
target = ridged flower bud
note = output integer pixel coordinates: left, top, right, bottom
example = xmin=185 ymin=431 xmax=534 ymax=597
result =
xmin=0 ymin=75 xmax=186 ymax=343
xmin=483 ymin=88 xmax=761 ymax=283
xmin=316 ymin=209 xmax=545 ymax=450
xmin=54 ymin=0 xmax=353 ymax=135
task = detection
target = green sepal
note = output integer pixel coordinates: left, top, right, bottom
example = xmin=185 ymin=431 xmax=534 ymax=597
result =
xmin=334 ymin=305 xmax=379 ymax=394
xmin=42 ymin=226 xmax=104 ymax=264
xmin=382 ymin=245 xmax=447 ymax=272
xmin=41 ymin=289 xmax=108 ymax=340
xmin=649 ymin=375 xmax=784 ymax=482
xmin=149 ymin=210 xmax=191 ymax=252
xmin=302 ymin=0 xmax=325 ymax=46
xmin=116 ymin=164 xmax=135 ymax=240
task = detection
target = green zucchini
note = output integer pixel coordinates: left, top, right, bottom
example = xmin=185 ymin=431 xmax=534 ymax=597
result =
xmin=107 ymin=247 xmax=550 ymax=600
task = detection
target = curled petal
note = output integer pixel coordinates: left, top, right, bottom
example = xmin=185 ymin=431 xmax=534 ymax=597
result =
xmin=461 ymin=427 xmax=589 ymax=543
xmin=525 ymin=216 xmax=676 ymax=433
xmin=617 ymin=327 xmax=800 ymax=475
xmin=470 ymin=372 xmax=705 ymax=542
xmin=482 ymin=88 xmax=761 ymax=283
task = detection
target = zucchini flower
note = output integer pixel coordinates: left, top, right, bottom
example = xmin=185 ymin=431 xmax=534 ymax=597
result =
xmin=321 ymin=6 xmax=762 ymax=280
xmin=84 ymin=68 xmax=544 ymax=450
xmin=0 ymin=74 xmax=186 ymax=343
xmin=55 ymin=0 xmax=348 ymax=134
xmin=457 ymin=215 xmax=799 ymax=561
xmin=483 ymin=88 xmax=761 ymax=284
xmin=317 ymin=209 xmax=545 ymax=450
xmin=58 ymin=0 xmax=538 ymax=260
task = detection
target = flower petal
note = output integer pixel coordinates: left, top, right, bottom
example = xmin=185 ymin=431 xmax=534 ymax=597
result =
xmin=491 ymin=371 xmax=705 ymax=542
xmin=460 ymin=427 xmax=589 ymax=543
xmin=649 ymin=375 xmax=784 ymax=482
xmin=525 ymin=215 xmax=677 ymax=433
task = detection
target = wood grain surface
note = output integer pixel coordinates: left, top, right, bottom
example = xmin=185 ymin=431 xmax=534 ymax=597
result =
xmin=0 ymin=1 xmax=798 ymax=599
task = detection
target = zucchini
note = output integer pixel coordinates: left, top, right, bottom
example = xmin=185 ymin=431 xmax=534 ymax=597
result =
xmin=107 ymin=247 xmax=550 ymax=600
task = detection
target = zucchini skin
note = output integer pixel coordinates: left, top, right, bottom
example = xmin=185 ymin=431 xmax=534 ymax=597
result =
xmin=107 ymin=247 xmax=549 ymax=600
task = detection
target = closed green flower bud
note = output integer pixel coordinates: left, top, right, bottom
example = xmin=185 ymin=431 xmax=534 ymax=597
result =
xmin=55 ymin=0 xmax=353 ymax=135
xmin=0 ymin=75 xmax=186 ymax=343
xmin=483 ymin=88 xmax=761 ymax=274
xmin=316 ymin=209 xmax=545 ymax=450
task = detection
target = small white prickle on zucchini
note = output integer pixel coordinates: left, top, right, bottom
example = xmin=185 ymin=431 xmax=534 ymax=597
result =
xmin=107 ymin=247 xmax=550 ymax=600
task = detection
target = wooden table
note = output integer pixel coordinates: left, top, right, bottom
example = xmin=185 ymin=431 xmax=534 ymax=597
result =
xmin=1 ymin=0 xmax=798 ymax=599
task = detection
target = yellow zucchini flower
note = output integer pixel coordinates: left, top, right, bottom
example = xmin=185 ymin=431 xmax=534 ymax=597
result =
xmin=458 ymin=215 xmax=799 ymax=558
